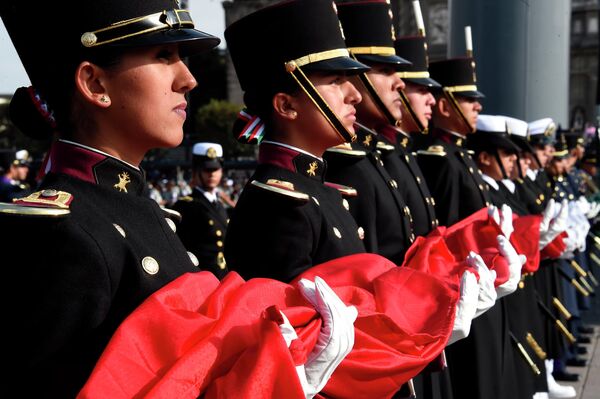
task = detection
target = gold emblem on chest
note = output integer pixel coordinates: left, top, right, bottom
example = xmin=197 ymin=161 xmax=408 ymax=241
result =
xmin=114 ymin=172 xmax=131 ymax=193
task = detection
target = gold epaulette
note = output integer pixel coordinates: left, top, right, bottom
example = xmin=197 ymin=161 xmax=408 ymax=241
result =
xmin=0 ymin=189 xmax=72 ymax=217
xmin=326 ymin=143 xmax=367 ymax=157
xmin=324 ymin=182 xmax=358 ymax=197
xmin=417 ymin=145 xmax=447 ymax=157
xmin=251 ymin=179 xmax=309 ymax=202
xmin=161 ymin=206 xmax=182 ymax=223
xmin=375 ymin=141 xmax=395 ymax=153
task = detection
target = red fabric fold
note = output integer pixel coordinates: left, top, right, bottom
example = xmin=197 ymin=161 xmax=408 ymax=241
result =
xmin=79 ymin=253 xmax=458 ymax=399
xmin=540 ymin=231 xmax=568 ymax=260
xmin=511 ymin=215 xmax=541 ymax=273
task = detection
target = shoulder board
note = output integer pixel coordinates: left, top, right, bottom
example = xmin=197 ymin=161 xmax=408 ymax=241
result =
xmin=251 ymin=179 xmax=309 ymax=202
xmin=324 ymin=182 xmax=358 ymax=197
xmin=376 ymin=141 xmax=395 ymax=153
xmin=178 ymin=196 xmax=193 ymax=202
xmin=326 ymin=143 xmax=367 ymax=157
xmin=417 ymin=145 xmax=447 ymax=157
xmin=0 ymin=189 xmax=72 ymax=217
xmin=161 ymin=206 xmax=182 ymax=223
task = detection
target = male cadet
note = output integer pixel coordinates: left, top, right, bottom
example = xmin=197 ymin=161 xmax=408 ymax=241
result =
xmin=323 ymin=0 xmax=415 ymax=265
xmin=172 ymin=143 xmax=229 ymax=279
xmin=0 ymin=149 xmax=31 ymax=202
xmin=420 ymin=53 xmax=523 ymax=399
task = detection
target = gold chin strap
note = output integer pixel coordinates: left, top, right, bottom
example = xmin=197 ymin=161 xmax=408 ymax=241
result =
xmin=398 ymin=89 xmax=426 ymax=134
xmin=284 ymin=61 xmax=356 ymax=143
xmin=442 ymin=88 xmax=475 ymax=134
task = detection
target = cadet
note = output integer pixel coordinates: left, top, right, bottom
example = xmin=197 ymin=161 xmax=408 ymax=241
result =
xmin=526 ymin=118 xmax=558 ymax=203
xmin=323 ymin=0 xmax=415 ymax=265
xmin=0 ymin=1 xmax=220 ymax=396
xmin=0 ymin=149 xmax=31 ymax=202
xmin=172 ymin=142 xmax=229 ymax=279
xmin=223 ymin=0 xmax=369 ymax=282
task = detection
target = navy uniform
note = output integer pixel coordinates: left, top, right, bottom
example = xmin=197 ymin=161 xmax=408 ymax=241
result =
xmin=172 ymin=143 xmax=229 ymax=279
xmin=223 ymin=0 xmax=368 ymax=282
xmin=0 ymin=149 xmax=31 ymax=202
xmin=0 ymin=1 xmax=220 ymax=396
xmin=469 ymin=115 xmax=549 ymax=398
xmin=324 ymin=1 xmax=414 ymax=265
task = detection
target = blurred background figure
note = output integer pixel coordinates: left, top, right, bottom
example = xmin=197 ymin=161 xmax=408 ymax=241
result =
xmin=0 ymin=148 xmax=31 ymax=202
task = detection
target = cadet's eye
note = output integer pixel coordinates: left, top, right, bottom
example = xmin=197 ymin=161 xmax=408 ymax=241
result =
xmin=156 ymin=48 xmax=175 ymax=61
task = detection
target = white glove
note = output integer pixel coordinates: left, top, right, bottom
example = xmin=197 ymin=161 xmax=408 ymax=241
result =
xmin=539 ymin=199 xmax=569 ymax=249
xmin=466 ymin=252 xmax=497 ymax=318
xmin=587 ymin=201 xmax=600 ymax=219
xmin=447 ymin=271 xmax=479 ymax=345
xmin=496 ymin=235 xmax=526 ymax=298
xmin=539 ymin=199 xmax=557 ymax=235
xmin=297 ymin=276 xmax=357 ymax=398
xmin=576 ymin=196 xmax=591 ymax=215
xmin=489 ymin=204 xmax=514 ymax=239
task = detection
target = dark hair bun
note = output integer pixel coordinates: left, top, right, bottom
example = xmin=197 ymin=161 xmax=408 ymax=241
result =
xmin=9 ymin=86 xmax=56 ymax=140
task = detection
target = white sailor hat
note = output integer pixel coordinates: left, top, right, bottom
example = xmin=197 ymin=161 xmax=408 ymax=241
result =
xmin=528 ymin=118 xmax=556 ymax=145
xmin=192 ymin=142 xmax=223 ymax=169
xmin=504 ymin=116 xmax=534 ymax=153
xmin=469 ymin=114 xmax=520 ymax=153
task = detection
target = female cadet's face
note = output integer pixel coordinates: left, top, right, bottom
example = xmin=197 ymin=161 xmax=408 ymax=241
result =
xmin=103 ymin=44 xmax=197 ymax=150
xmin=294 ymin=72 xmax=362 ymax=149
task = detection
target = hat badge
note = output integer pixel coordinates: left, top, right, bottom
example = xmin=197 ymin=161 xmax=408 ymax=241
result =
xmin=206 ymin=147 xmax=217 ymax=159
xmin=81 ymin=32 xmax=98 ymax=47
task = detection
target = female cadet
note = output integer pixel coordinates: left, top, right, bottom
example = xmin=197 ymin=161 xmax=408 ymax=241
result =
xmin=223 ymin=0 xmax=370 ymax=282
xmin=0 ymin=0 xmax=219 ymax=396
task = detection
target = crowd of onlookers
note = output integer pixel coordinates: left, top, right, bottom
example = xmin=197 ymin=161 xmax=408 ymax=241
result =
xmin=146 ymin=167 xmax=252 ymax=209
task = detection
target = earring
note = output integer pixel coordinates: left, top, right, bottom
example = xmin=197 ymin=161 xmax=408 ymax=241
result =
xmin=289 ymin=110 xmax=298 ymax=119
xmin=99 ymin=95 xmax=110 ymax=104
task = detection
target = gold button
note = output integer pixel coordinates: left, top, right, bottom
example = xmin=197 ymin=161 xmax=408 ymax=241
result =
xmin=536 ymin=199 xmax=542 ymax=205
xmin=217 ymin=240 xmax=223 ymax=247
xmin=540 ymin=194 xmax=545 ymax=201
xmin=165 ymin=218 xmax=176 ymax=233
xmin=518 ymin=281 xmax=525 ymax=289
xmin=188 ymin=251 xmax=199 ymax=267
xmin=469 ymin=167 xmax=474 ymax=173
xmin=416 ymin=176 xmax=421 ymax=184
xmin=410 ymin=233 xmax=415 ymax=242
xmin=141 ymin=256 xmax=159 ymax=275
xmin=217 ymin=252 xmax=227 ymax=269
xmin=357 ymin=227 xmax=365 ymax=240
xmin=379 ymin=160 xmax=385 ymax=167
xmin=113 ymin=223 xmax=126 ymax=238
xmin=216 ymin=230 xmax=223 ymax=237
xmin=559 ymin=192 xmax=565 ymax=197
xmin=209 ymin=219 xmax=215 ymax=226
xmin=333 ymin=227 xmax=342 ymax=238
xmin=568 ymin=194 xmax=574 ymax=200
xmin=342 ymin=198 xmax=350 ymax=210
xmin=405 ymin=155 xmax=410 ymax=163
xmin=425 ymin=197 xmax=431 ymax=205
xmin=389 ymin=179 xmax=398 ymax=189
xmin=41 ymin=189 xmax=58 ymax=197
xmin=312 ymin=196 xmax=320 ymax=206
xmin=431 ymin=198 xmax=436 ymax=206
xmin=478 ymin=184 xmax=484 ymax=191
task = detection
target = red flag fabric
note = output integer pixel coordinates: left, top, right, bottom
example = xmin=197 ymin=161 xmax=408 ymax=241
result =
xmin=511 ymin=215 xmax=542 ymax=273
xmin=79 ymin=253 xmax=458 ymax=399
xmin=540 ymin=231 xmax=568 ymax=260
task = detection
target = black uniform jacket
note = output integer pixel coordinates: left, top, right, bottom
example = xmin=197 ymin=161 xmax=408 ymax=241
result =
xmin=0 ymin=140 xmax=198 ymax=397
xmin=225 ymin=142 xmax=365 ymax=282
xmin=376 ymin=125 xmax=439 ymax=237
xmin=172 ymin=188 xmax=229 ymax=279
xmin=417 ymin=128 xmax=491 ymax=226
xmin=323 ymin=126 xmax=414 ymax=265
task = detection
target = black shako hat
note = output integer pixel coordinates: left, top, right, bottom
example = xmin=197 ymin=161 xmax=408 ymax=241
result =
xmin=468 ymin=114 xmax=520 ymax=154
xmin=225 ymin=0 xmax=369 ymax=143
xmin=395 ymin=36 xmax=440 ymax=88
xmin=1 ymin=0 xmax=220 ymax=99
xmin=335 ymin=0 xmax=410 ymax=68
xmin=429 ymin=57 xmax=485 ymax=99
xmin=225 ymin=0 xmax=369 ymax=95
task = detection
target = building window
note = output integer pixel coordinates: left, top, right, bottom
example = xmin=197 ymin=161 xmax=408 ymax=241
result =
xmin=588 ymin=16 xmax=598 ymax=34
xmin=573 ymin=18 xmax=583 ymax=34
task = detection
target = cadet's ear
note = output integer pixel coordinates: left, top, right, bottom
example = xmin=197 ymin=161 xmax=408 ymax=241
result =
xmin=478 ymin=151 xmax=492 ymax=166
xmin=436 ymin=96 xmax=452 ymax=117
xmin=74 ymin=61 xmax=111 ymax=108
xmin=272 ymin=93 xmax=299 ymax=121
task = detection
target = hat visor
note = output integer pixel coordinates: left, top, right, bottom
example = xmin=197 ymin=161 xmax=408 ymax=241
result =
xmin=302 ymin=56 xmax=371 ymax=75
xmin=355 ymin=54 xmax=411 ymax=70
xmin=404 ymin=76 xmax=441 ymax=88
xmin=454 ymin=90 xmax=486 ymax=99
xmin=198 ymin=159 xmax=223 ymax=169
xmin=510 ymin=135 xmax=535 ymax=154
xmin=109 ymin=28 xmax=221 ymax=57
